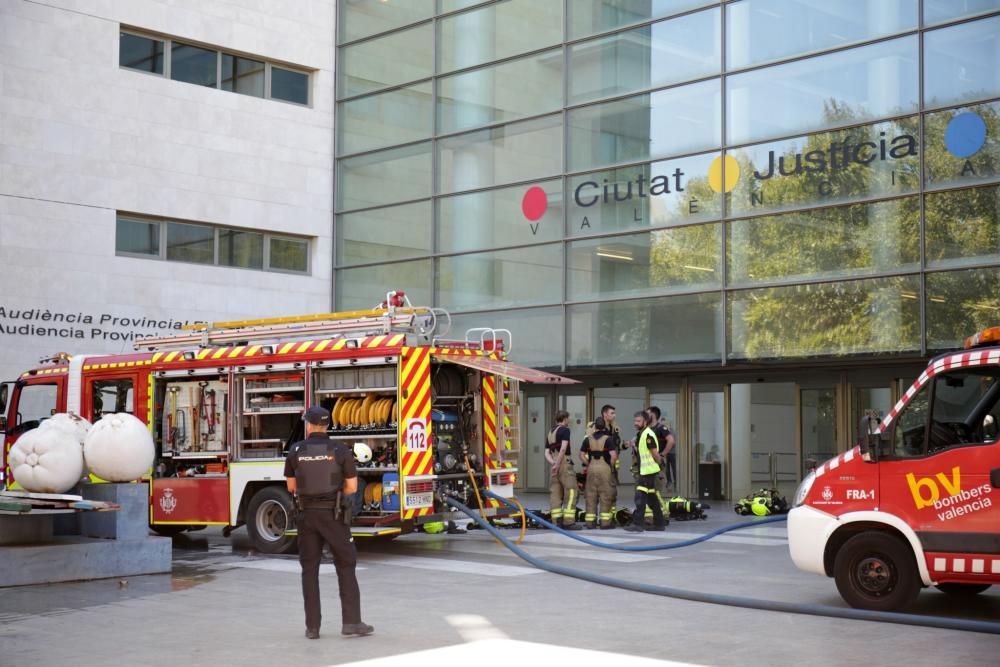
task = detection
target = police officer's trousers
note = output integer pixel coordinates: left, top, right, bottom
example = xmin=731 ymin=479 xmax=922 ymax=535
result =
xmin=584 ymin=459 xmax=614 ymax=527
xmin=549 ymin=458 xmax=577 ymax=526
xmin=298 ymin=507 xmax=362 ymax=631
xmin=633 ymin=473 xmax=665 ymax=528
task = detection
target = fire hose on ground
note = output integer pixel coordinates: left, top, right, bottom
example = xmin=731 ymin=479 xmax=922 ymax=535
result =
xmin=443 ymin=495 xmax=1000 ymax=636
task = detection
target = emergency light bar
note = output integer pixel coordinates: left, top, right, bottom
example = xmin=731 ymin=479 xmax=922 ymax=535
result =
xmin=964 ymin=326 xmax=1000 ymax=349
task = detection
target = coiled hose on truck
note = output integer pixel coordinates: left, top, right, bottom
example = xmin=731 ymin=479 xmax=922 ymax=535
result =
xmin=444 ymin=496 xmax=1000 ymax=636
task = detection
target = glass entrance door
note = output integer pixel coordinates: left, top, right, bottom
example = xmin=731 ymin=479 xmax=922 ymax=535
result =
xmin=801 ymin=387 xmax=838 ymax=475
xmin=523 ymin=391 xmax=552 ymax=491
xmin=693 ymin=389 xmax=725 ymax=501
xmin=731 ymin=383 xmax=798 ymax=500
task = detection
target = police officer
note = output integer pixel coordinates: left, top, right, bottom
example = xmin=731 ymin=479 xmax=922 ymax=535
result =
xmin=579 ymin=416 xmax=616 ymax=529
xmin=625 ymin=410 xmax=666 ymax=532
xmin=284 ymin=406 xmax=374 ymax=640
xmin=545 ymin=410 xmax=579 ymax=529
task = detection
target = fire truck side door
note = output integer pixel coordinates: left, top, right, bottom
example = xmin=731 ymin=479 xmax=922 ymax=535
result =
xmin=83 ymin=373 xmax=148 ymax=425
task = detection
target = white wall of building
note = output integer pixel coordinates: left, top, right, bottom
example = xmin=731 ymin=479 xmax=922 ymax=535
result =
xmin=0 ymin=0 xmax=335 ymax=379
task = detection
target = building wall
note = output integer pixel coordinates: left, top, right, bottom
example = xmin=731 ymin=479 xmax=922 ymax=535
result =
xmin=0 ymin=0 xmax=335 ymax=379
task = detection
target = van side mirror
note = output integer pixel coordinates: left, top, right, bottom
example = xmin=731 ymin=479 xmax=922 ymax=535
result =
xmin=0 ymin=382 xmax=8 ymax=415
xmin=859 ymin=410 xmax=881 ymax=462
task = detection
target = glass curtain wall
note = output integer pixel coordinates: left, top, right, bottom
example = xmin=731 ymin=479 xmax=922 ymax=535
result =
xmin=335 ymin=1 xmax=1000 ymax=370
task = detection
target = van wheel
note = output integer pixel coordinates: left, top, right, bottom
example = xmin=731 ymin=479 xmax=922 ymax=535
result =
xmin=834 ymin=531 xmax=920 ymax=611
xmin=935 ymin=582 xmax=992 ymax=596
xmin=246 ymin=486 xmax=297 ymax=554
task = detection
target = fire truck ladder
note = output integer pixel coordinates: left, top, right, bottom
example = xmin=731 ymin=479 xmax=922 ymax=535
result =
xmin=133 ymin=291 xmax=451 ymax=351
xmin=497 ymin=378 xmax=521 ymax=465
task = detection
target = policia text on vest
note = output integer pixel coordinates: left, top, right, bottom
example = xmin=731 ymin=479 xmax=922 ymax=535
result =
xmin=285 ymin=406 xmax=374 ymax=640
xmin=625 ymin=411 xmax=666 ymax=533
xmin=546 ymin=410 xmax=581 ymax=529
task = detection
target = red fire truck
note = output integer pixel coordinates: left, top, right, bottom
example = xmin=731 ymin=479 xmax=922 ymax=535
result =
xmin=0 ymin=293 xmax=577 ymax=552
xmin=789 ymin=327 xmax=1000 ymax=610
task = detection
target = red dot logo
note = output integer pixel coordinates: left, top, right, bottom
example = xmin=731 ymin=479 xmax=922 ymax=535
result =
xmin=521 ymin=186 xmax=547 ymax=222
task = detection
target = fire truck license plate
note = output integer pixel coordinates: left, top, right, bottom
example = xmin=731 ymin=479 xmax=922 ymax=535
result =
xmin=405 ymin=493 xmax=433 ymax=508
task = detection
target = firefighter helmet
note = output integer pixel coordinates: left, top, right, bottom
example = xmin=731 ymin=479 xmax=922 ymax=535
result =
xmin=353 ymin=442 xmax=372 ymax=464
xmin=751 ymin=497 xmax=771 ymax=516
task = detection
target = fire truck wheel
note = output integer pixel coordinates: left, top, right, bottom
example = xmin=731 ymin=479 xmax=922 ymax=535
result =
xmin=934 ymin=582 xmax=992 ymax=596
xmin=834 ymin=531 xmax=920 ymax=612
xmin=247 ymin=486 xmax=297 ymax=554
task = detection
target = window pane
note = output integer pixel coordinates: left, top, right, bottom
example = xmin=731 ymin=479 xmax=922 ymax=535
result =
xmin=338 ymin=82 xmax=432 ymax=154
xmin=337 ymin=142 xmax=432 ymax=211
xmin=728 ymin=198 xmax=920 ymax=287
xmin=221 ymin=55 xmax=264 ymax=97
xmin=437 ymin=116 xmax=562 ymax=194
xmin=926 ymin=184 xmax=1000 ymax=269
xmin=726 ymin=36 xmax=918 ymax=145
xmin=438 ymin=179 xmax=563 ymax=253
xmin=568 ymin=0 xmax=715 ymax=39
xmin=339 ymin=1 xmax=433 ymax=43
xmin=569 ymin=7 xmax=720 ymax=104
xmin=929 ymin=370 xmax=1000 ymax=452
xmin=119 ymin=33 xmax=164 ymax=74
xmin=336 ymin=259 xmax=431 ymax=311
xmin=438 ymin=0 xmax=562 ymax=73
xmin=567 ymin=151 xmax=722 ymax=237
xmin=219 ymin=229 xmax=263 ymax=269
xmin=727 ymin=116 xmax=921 ymax=218
xmin=567 ymin=79 xmax=720 ymax=171
xmin=437 ymin=245 xmax=562 ymax=309
xmin=339 ymin=23 xmax=432 ymax=97
xmin=116 ymin=217 xmax=160 ymax=256
xmin=17 ymin=384 xmax=58 ymax=425
xmin=727 ymin=0 xmax=917 ymax=70
xmin=271 ymin=67 xmax=309 ymax=104
xmin=924 ymin=0 xmax=1000 ymax=26
xmin=568 ymin=225 xmax=722 ymax=301
xmin=728 ymin=275 xmax=921 ymax=360
xmin=336 ymin=201 xmax=431 ymax=266
xmin=568 ymin=292 xmax=723 ymax=365
xmin=91 ymin=379 xmax=134 ymax=417
xmin=438 ymin=49 xmax=563 ymax=134
xmin=924 ymin=100 xmax=1000 ymax=190
xmin=269 ymin=237 xmax=308 ymax=272
xmin=170 ymin=43 xmax=218 ymax=87
xmin=927 ymin=267 xmax=1000 ymax=350
xmin=451 ymin=307 xmax=564 ymax=368
xmin=440 ymin=0 xmax=491 ymax=12
xmin=166 ymin=222 xmax=214 ymax=264
xmin=924 ymin=15 xmax=1000 ymax=109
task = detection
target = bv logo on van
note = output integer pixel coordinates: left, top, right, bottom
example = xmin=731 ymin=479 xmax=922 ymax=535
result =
xmin=906 ymin=466 xmax=994 ymax=521
xmin=906 ymin=467 xmax=961 ymax=509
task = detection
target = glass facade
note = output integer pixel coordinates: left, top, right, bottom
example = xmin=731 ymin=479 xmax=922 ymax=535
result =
xmin=335 ymin=1 xmax=1000 ymax=371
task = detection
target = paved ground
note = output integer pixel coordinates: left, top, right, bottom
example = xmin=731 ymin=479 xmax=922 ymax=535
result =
xmin=1 ymin=494 xmax=998 ymax=666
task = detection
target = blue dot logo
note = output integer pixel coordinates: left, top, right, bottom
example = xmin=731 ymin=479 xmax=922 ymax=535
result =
xmin=944 ymin=112 xmax=987 ymax=158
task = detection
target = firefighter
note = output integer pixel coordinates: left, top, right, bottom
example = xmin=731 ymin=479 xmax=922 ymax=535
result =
xmin=545 ymin=410 xmax=579 ymax=530
xmin=585 ymin=405 xmax=621 ymax=508
xmin=579 ymin=416 xmax=616 ymax=529
xmin=285 ymin=406 xmax=374 ymax=640
xmin=625 ymin=410 xmax=666 ymax=532
xmin=647 ymin=406 xmax=671 ymax=521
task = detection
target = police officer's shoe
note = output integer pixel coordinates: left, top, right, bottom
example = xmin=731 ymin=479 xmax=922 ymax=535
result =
xmin=305 ymin=628 xmax=319 ymax=640
xmin=342 ymin=622 xmax=375 ymax=637
xmin=624 ymin=524 xmax=644 ymax=533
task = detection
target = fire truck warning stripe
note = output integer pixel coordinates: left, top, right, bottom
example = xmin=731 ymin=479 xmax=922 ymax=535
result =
xmin=228 ymin=346 xmax=245 ymax=358
xmin=247 ymin=345 xmax=261 ymax=356
xmin=212 ymin=348 xmax=228 ymax=359
xmin=279 ymin=343 xmax=295 ymax=354
xmin=389 ymin=334 xmax=406 ymax=346
xmin=367 ymin=335 xmax=387 ymax=348
xmin=315 ymin=339 xmax=332 ymax=352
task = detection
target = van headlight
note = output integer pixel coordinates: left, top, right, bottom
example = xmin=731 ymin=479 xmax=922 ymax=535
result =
xmin=793 ymin=471 xmax=816 ymax=507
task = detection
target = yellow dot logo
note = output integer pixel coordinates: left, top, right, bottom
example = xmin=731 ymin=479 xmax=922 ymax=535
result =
xmin=708 ymin=155 xmax=740 ymax=193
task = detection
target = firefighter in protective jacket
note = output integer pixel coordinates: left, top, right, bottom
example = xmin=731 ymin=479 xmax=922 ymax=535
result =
xmin=545 ymin=410 xmax=579 ymax=529
xmin=579 ymin=416 xmax=617 ymax=529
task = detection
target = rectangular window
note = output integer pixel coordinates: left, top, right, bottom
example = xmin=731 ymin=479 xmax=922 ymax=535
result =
xmin=91 ymin=379 xmax=134 ymax=417
xmin=567 ymin=79 xmax=721 ymax=171
xmin=438 ymin=0 xmax=562 ymax=74
xmin=339 ymin=23 xmax=433 ymax=97
xmin=116 ymin=217 xmax=160 ymax=256
xmin=728 ymin=275 xmax=921 ymax=360
xmin=568 ymin=7 xmax=720 ymax=104
xmin=219 ymin=229 xmax=263 ymax=269
xmin=119 ymin=32 xmax=164 ymax=74
xmin=924 ymin=15 xmax=1000 ymax=109
xmin=568 ymin=225 xmax=722 ymax=302
xmin=568 ymin=0 xmax=715 ymax=39
xmin=726 ymin=36 xmax=919 ymax=145
xmin=438 ymin=48 xmax=564 ymax=134
xmin=15 ymin=384 xmax=58 ymax=427
xmin=166 ymin=222 xmax=215 ymax=264
xmin=437 ymin=116 xmax=562 ymax=195
xmin=338 ymin=82 xmax=432 ymax=155
xmin=270 ymin=66 xmax=309 ymax=105
xmin=927 ymin=370 xmax=1000 ymax=453
xmin=436 ymin=244 xmax=563 ymax=310
xmin=336 ymin=201 xmax=432 ymax=266
xmin=268 ymin=237 xmax=309 ymax=273
xmin=451 ymin=307 xmax=564 ymax=368
xmin=926 ymin=184 xmax=1000 ymax=269
xmin=727 ymin=198 xmax=921 ymax=287
xmin=927 ymin=266 xmax=1000 ymax=350
xmin=727 ymin=0 xmax=917 ymax=70
xmin=924 ymin=0 xmax=1000 ymax=26
xmin=924 ymin=100 xmax=1000 ymax=190
xmin=338 ymin=1 xmax=433 ymax=43
xmin=170 ymin=42 xmax=218 ymax=88
xmin=568 ymin=292 xmax=723 ymax=365
xmin=221 ymin=55 xmax=264 ymax=97
xmin=336 ymin=142 xmax=432 ymax=211
xmin=336 ymin=259 xmax=432 ymax=311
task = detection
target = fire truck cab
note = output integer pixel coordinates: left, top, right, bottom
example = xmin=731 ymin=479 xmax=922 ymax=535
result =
xmin=789 ymin=327 xmax=1000 ymax=611
xmin=1 ymin=293 xmax=578 ymax=553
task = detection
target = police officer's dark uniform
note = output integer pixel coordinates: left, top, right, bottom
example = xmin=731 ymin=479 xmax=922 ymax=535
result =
xmin=284 ymin=406 xmax=373 ymax=640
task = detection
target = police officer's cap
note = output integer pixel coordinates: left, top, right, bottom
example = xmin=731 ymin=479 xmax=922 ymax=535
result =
xmin=303 ymin=405 xmax=331 ymax=426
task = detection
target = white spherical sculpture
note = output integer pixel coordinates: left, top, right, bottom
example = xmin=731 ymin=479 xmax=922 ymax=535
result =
xmin=8 ymin=426 xmax=85 ymax=493
xmin=40 ymin=412 xmax=91 ymax=445
xmin=83 ymin=413 xmax=155 ymax=482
